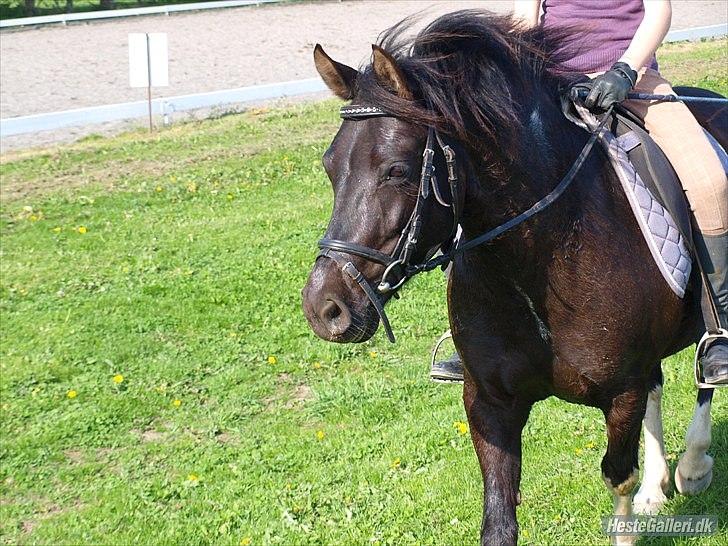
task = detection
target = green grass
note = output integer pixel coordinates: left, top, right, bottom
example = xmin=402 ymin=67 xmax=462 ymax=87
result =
xmin=1 ymin=40 xmax=726 ymax=546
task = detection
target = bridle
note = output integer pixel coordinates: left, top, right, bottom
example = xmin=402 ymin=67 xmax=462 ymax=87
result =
xmin=317 ymin=101 xmax=611 ymax=343
xmin=318 ymin=104 xmax=461 ymax=342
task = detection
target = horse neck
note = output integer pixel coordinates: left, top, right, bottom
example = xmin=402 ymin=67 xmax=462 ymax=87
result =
xmin=458 ymin=91 xmax=601 ymax=287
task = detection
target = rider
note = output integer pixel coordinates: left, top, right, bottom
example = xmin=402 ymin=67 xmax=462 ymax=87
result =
xmin=430 ymin=0 xmax=728 ymax=385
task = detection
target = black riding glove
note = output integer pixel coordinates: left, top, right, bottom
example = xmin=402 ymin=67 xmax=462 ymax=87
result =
xmin=584 ymin=62 xmax=638 ymax=111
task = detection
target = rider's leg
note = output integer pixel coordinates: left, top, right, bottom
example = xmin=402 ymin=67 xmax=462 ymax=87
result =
xmin=623 ymin=69 xmax=728 ymax=385
xmin=695 ymin=234 xmax=728 ymax=383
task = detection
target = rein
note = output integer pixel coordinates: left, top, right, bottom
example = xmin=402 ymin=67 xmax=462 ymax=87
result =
xmin=317 ymin=102 xmax=612 ymax=342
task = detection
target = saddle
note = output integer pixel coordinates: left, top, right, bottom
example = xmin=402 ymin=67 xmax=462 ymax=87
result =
xmin=610 ymin=106 xmax=694 ymax=248
xmin=567 ymin=103 xmax=695 ymax=298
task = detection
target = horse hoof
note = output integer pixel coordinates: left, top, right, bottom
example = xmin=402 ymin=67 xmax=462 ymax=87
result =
xmin=633 ymin=489 xmax=667 ymax=515
xmin=675 ymin=465 xmax=713 ymax=495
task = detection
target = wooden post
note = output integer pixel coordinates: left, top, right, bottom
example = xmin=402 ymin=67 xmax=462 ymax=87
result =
xmin=146 ymin=33 xmax=153 ymax=132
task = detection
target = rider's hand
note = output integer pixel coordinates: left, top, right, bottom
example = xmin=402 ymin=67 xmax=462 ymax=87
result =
xmin=584 ymin=62 xmax=638 ymax=111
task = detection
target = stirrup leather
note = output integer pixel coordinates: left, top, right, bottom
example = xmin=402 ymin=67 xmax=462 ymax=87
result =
xmin=694 ymin=328 xmax=728 ymax=389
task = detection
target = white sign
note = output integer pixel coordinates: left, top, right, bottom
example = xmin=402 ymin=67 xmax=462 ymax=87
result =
xmin=129 ymin=33 xmax=169 ymax=88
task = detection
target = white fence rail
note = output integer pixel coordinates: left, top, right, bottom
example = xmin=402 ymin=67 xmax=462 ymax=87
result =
xmin=666 ymin=24 xmax=728 ymax=42
xmin=1 ymin=23 xmax=726 ymax=138
xmin=0 ymin=0 xmax=282 ymax=28
xmin=0 ymin=78 xmax=328 ymax=137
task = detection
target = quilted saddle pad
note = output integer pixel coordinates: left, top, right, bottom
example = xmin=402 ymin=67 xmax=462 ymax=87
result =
xmin=575 ymin=104 xmax=692 ymax=298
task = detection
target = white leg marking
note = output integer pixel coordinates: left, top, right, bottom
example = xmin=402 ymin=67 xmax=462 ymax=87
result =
xmin=603 ymin=470 xmax=639 ymax=546
xmin=675 ymin=398 xmax=713 ymax=495
xmin=634 ymin=386 xmax=670 ymax=514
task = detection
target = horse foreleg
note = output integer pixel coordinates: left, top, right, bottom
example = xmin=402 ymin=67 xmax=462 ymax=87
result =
xmin=675 ymin=388 xmax=714 ymax=495
xmin=463 ymin=374 xmax=529 ymax=546
xmin=633 ymin=364 xmax=670 ymax=515
xmin=602 ymin=388 xmax=647 ymax=546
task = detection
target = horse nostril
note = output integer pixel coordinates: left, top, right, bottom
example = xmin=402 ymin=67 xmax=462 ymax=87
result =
xmin=319 ymin=297 xmax=352 ymax=336
xmin=321 ymin=300 xmax=341 ymax=321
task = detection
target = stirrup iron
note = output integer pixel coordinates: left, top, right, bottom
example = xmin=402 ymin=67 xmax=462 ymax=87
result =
xmin=430 ymin=329 xmax=453 ymax=370
xmin=694 ymin=328 xmax=728 ymax=389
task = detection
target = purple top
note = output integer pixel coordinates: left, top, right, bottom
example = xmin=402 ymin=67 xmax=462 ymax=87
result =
xmin=541 ymin=0 xmax=658 ymax=73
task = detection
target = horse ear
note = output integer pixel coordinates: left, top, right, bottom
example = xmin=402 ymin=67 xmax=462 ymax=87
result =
xmin=314 ymin=44 xmax=358 ymax=100
xmin=371 ymin=44 xmax=413 ymax=100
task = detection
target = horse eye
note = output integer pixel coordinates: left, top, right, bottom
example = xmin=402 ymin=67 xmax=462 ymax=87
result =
xmin=387 ymin=165 xmax=408 ymax=179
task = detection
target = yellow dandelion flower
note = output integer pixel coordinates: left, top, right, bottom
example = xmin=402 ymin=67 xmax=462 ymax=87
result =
xmin=77 ymin=226 xmax=87 ymax=234
xmin=585 ymin=441 xmax=596 ymax=450
xmin=172 ymin=399 xmax=182 ymax=407
xmin=52 ymin=227 xmax=61 ymax=233
xmin=67 ymin=389 xmax=78 ymax=399
xmin=240 ymin=537 xmax=252 ymax=546
xmin=227 ymin=193 xmax=234 ymax=201
xmin=155 ymin=186 xmax=163 ymax=192
xmin=522 ymin=529 xmax=530 ymax=539
xmin=390 ymin=458 xmax=401 ymax=469
xmin=267 ymin=355 xmax=277 ymax=365
xmin=113 ymin=374 xmax=124 ymax=384
xmin=575 ymin=448 xmax=583 ymax=456
xmin=453 ymin=421 xmax=469 ymax=436
xmin=30 ymin=215 xmax=38 ymax=222
xmin=315 ymin=430 xmax=325 ymax=441
xmin=369 ymin=351 xmax=377 ymax=358
xmin=312 ymin=361 xmax=322 ymax=369
xmin=187 ymin=473 xmax=199 ymax=482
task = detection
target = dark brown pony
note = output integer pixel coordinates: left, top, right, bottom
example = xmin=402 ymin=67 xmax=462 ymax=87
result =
xmin=301 ymin=11 xmax=725 ymax=546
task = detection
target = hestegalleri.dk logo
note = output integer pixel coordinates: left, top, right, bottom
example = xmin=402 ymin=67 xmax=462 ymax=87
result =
xmin=602 ymin=515 xmax=718 ymax=536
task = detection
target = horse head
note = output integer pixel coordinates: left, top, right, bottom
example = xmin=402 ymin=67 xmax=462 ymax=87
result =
xmin=301 ymin=44 xmax=461 ymax=343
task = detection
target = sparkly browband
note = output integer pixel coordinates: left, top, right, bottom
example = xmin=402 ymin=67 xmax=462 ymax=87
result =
xmin=339 ymin=105 xmax=389 ymax=119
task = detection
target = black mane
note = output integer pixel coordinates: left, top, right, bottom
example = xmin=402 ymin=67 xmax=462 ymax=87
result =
xmin=356 ymin=10 xmax=581 ymax=158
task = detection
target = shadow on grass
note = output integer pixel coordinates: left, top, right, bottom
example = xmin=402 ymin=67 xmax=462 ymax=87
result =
xmin=638 ymin=408 xmax=727 ymax=546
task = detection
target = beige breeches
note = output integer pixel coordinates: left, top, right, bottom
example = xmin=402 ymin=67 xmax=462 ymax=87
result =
xmin=622 ymin=68 xmax=728 ymax=236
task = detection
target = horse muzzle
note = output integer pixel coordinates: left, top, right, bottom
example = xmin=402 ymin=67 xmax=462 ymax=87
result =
xmin=301 ymin=258 xmax=381 ymax=343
